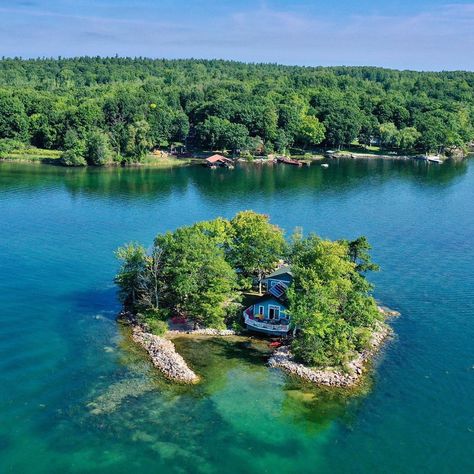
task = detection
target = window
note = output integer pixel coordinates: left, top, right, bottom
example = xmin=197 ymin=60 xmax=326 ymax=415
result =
xmin=258 ymin=306 xmax=265 ymax=316
xmin=268 ymin=306 xmax=280 ymax=320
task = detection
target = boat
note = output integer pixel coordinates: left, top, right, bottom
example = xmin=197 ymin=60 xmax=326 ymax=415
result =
xmin=321 ymin=163 xmax=329 ymax=168
xmin=269 ymin=341 xmax=282 ymax=348
xmin=276 ymin=156 xmax=302 ymax=166
xmin=417 ymin=155 xmax=443 ymax=164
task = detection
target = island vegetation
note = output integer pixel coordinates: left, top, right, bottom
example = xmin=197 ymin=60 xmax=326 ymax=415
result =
xmin=0 ymin=58 xmax=473 ymax=166
xmin=116 ymin=211 xmax=385 ymax=375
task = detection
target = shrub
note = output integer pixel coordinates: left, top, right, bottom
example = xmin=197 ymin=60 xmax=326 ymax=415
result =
xmin=60 ymin=149 xmax=86 ymax=166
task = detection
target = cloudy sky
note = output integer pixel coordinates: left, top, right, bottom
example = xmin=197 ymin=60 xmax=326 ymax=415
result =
xmin=1 ymin=0 xmax=473 ymax=70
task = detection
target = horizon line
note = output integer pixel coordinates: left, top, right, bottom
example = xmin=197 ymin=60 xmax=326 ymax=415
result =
xmin=0 ymin=56 xmax=472 ymax=74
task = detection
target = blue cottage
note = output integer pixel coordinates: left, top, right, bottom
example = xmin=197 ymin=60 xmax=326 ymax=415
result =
xmin=243 ymin=266 xmax=293 ymax=336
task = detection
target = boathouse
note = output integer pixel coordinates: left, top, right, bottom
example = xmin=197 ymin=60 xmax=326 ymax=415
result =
xmin=243 ymin=265 xmax=293 ymax=336
xmin=205 ymin=154 xmax=233 ymax=168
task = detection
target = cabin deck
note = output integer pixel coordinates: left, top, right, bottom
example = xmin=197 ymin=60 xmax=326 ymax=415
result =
xmin=243 ymin=307 xmax=290 ymax=336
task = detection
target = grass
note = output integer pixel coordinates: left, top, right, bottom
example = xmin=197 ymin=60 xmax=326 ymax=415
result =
xmin=2 ymin=146 xmax=62 ymax=163
xmin=0 ymin=147 xmax=201 ymax=168
xmin=140 ymin=154 xmax=200 ymax=168
xmin=337 ymin=143 xmax=418 ymax=157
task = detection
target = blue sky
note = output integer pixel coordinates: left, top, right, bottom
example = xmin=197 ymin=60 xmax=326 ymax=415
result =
xmin=1 ymin=0 xmax=474 ymax=70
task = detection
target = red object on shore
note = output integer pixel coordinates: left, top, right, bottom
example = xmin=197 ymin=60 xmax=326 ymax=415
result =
xmin=269 ymin=341 xmax=282 ymax=348
xmin=171 ymin=316 xmax=187 ymax=324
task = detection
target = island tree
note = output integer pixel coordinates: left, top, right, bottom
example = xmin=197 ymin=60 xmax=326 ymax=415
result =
xmin=229 ymin=211 xmax=286 ymax=292
xmin=288 ymin=234 xmax=381 ymax=367
xmin=115 ymin=243 xmax=149 ymax=309
xmin=155 ymin=226 xmax=239 ymax=328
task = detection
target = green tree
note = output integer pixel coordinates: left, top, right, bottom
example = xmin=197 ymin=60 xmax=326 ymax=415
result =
xmin=358 ymin=115 xmax=379 ymax=147
xmin=85 ymin=130 xmax=114 ymax=166
xmin=155 ymin=226 xmax=239 ymax=328
xmin=274 ymin=129 xmax=292 ymax=153
xmin=398 ymin=127 xmax=421 ymax=151
xmin=323 ymin=107 xmax=363 ymax=148
xmin=60 ymin=129 xmax=86 ymax=166
xmin=198 ymin=116 xmax=249 ymax=154
xmin=0 ymin=92 xmax=29 ymax=141
xmin=288 ymin=234 xmax=381 ymax=367
xmin=229 ymin=211 xmax=286 ymax=292
xmin=346 ymin=236 xmax=380 ymax=273
xmin=115 ymin=243 xmax=148 ymax=309
xmin=296 ymin=115 xmax=326 ymax=148
xmin=125 ymin=119 xmax=152 ymax=161
xmin=414 ymin=113 xmax=450 ymax=153
xmin=379 ymin=122 xmax=400 ymax=148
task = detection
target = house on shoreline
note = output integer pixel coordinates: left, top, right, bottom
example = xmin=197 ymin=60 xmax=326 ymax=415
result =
xmin=205 ymin=154 xmax=234 ymax=168
xmin=243 ymin=266 xmax=293 ymax=336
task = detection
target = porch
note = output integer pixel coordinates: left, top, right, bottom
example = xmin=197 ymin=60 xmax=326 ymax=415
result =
xmin=243 ymin=307 xmax=290 ymax=336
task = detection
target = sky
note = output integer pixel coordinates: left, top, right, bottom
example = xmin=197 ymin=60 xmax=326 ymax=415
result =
xmin=0 ymin=0 xmax=474 ymax=70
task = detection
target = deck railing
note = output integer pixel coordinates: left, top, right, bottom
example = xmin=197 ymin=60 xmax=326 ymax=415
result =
xmin=244 ymin=310 xmax=290 ymax=333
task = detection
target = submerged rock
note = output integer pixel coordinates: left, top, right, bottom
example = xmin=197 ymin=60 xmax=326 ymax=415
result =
xmin=377 ymin=305 xmax=401 ymax=317
xmin=87 ymin=377 xmax=155 ymax=415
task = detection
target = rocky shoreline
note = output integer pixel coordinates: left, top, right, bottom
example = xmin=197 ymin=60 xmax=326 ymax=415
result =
xmin=120 ymin=304 xmax=399 ymax=387
xmin=167 ymin=328 xmax=236 ymax=337
xmin=120 ymin=312 xmax=199 ymax=384
xmin=268 ymin=322 xmax=392 ymax=387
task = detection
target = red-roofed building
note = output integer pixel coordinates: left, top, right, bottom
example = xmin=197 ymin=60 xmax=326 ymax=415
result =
xmin=205 ymin=154 xmax=233 ymax=167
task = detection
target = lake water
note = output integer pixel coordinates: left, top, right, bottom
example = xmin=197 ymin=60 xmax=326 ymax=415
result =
xmin=1 ymin=158 xmax=473 ymax=473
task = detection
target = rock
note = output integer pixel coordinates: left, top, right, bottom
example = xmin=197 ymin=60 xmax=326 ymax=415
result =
xmin=444 ymin=147 xmax=465 ymax=160
xmin=377 ymin=305 xmax=401 ymax=317
xmin=268 ymin=322 xmax=392 ymax=387
xmin=167 ymin=328 xmax=236 ymax=337
xmin=120 ymin=311 xmax=199 ymax=384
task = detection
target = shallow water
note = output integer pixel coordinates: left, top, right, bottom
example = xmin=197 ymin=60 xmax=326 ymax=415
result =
xmin=1 ymin=158 xmax=473 ymax=473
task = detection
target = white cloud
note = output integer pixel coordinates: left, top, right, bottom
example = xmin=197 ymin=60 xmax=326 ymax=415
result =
xmin=0 ymin=2 xmax=473 ymax=70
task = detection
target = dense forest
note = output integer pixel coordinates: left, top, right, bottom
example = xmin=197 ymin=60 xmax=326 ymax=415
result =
xmin=1 ymin=57 xmax=473 ymax=165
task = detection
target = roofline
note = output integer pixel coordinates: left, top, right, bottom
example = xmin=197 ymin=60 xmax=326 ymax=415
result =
xmin=252 ymin=292 xmax=288 ymax=306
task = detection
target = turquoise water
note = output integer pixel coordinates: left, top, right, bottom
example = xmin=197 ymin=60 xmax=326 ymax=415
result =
xmin=1 ymin=159 xmax=473 ymax=473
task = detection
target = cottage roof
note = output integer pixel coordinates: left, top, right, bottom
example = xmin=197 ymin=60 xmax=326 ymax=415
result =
xmin=206 ymin=154 xmax=232 ymax=164
xmin=253 ymin=292 xmax=288 ymax=308
xmin=265 ymin=265 xmax=293 ymax=279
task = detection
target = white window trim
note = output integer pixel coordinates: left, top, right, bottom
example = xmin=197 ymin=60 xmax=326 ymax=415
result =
xmin=268 ymin=305 xmax=280 ymax=320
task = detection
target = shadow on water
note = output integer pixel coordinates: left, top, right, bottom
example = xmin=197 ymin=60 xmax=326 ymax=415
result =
xmin=0 ymin=158 xmax=470 ymax=202
xmin=35 ymin=333 xmax=371 ymax=473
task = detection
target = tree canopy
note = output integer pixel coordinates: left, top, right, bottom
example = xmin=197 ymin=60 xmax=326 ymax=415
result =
xmin=115 ymin=211 xmax=284 ymax=328
xmin=0 ymin=58 xmax=473 ymax=164
xmin=288 ymin=234 xmax=381 ymax=367
xmin=115 ymin=211 xmax=382 ymax=367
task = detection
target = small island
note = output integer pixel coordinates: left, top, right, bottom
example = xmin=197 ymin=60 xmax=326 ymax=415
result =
xmin=116 ymin=211 xmax=396 ymax=387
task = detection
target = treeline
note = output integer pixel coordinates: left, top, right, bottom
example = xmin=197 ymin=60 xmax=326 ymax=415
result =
xmin=115 ymin=211 xmax=381 ymax=367
xmin=1 ymin=58 xmax=474 ymax=165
